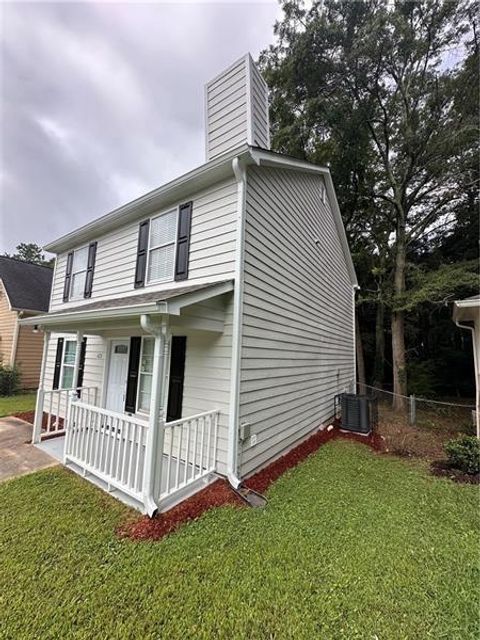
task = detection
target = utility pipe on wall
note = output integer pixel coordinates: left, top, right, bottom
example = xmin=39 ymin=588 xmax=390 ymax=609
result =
xmin=227 ymin=156 xmax=248 ymax=490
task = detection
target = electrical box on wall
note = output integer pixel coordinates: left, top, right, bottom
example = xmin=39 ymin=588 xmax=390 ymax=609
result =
xmin=240 ymin=422 xmax=251 ymax=443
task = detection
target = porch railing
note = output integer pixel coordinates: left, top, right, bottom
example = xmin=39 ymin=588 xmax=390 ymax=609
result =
xmin=65 ymin=402 xmax=149 ymax=502
xmin=161 ymin=410 xmax=219 ymax=500
xmin=34 ymin=386 xmax=98 ymax=441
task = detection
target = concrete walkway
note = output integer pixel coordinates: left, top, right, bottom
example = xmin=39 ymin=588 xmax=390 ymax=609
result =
xmin=0 ymin=417 xmax=58 ymax=482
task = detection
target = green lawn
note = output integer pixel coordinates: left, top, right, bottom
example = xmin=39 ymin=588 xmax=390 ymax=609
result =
xmin=0 ymin=392 xmax=36 ymax=417
xmin=0 ymin=441 xmax=478 ymax=640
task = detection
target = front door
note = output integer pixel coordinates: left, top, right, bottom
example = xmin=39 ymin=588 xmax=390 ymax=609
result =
xmin=105 ymin=340 xmax=130 ymax=413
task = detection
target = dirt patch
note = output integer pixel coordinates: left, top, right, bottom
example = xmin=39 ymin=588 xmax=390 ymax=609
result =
xmin=430 ymin=460 xmax=480 ymax=485
xmin=376 ymin=405 xmax=469 ymax=462
xmin=119 ymin=426 xmax=385 ymax=542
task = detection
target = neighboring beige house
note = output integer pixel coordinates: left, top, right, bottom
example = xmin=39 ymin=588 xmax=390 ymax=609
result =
xmin=0 ymin=256 xmax=53 ymax=389
xmin=453 ymin=295 xmax=480 ymax=437
xmin=22 ymin=54 xmax=357 ymax=516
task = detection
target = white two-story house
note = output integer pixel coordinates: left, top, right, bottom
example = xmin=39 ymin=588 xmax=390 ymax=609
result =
xmin=23 ymin=54 xmax=357 ymax=515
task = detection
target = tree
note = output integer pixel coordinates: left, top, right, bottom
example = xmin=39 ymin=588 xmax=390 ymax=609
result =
xmin=261 ymin=0 xmax=477 ymax=409
xmin=4 ymin=243 xmax=53 ymax=266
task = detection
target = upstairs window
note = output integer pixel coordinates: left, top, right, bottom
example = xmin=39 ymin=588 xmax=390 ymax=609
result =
xmin=70 ymin=247 xmax=89 ymax=299
xmin=147 ymin=209 xmax=177 ymax=284
xmin=63 ymin=242 xmax=97 ymax=302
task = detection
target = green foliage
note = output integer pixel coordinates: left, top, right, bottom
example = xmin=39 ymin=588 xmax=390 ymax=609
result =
xmin=262 ymin=0 xmax=479 ymax=396
xmin=407 ymin=360 xmax=438 ymax=397
xmin=3 ymin=242 xmax=53 ymax=266
xmin=0 ymin=364 xmax=21 ymax=397
xmin=399 ymin=260 xmax=479 ymax=312
xmin=0 ymin=441 xmax=478 ymax=638
xmin=445 ymin=435 xmax=480 ymax=474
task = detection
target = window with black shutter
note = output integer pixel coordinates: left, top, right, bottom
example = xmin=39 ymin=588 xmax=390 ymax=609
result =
xmin=134 ymin=221 xmax=150 ymax=288
xmin=174 ymin=202 xmax=193 ymax=281
xmin=63 ymin=253 xmax=74 ymax=302
xmin=52 ymin=338 xmax=64 ymax=389
xmin=76 ymin=338 xmax=87 ymax=388
xmin=166 ymin=336 xmax=187 ymax=421
xmin=124 ymin=337 xmax=142 ymax=413
xmin=84 ymin=242 xmax=97 ymax=298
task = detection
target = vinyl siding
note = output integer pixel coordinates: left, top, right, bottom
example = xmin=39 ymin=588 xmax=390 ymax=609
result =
xmin=179 ymin=294 xmax=233 ymax=473
xmin=206 ymin=58 xmax=248 ymax=161
xmin=0 ymin=284 xmax=16 ymax=365
xmin=50 ymin=177 xmax=238 ymax=311
xmin=205 ymin=55 xmax=270 ymax=161
xmin=14 ymin=323 xmax=45 ymax=389
xmin=250 ymin=62 xmax=269 ymax=149
xmin=239 ymin=166 xmax=354 ymax=477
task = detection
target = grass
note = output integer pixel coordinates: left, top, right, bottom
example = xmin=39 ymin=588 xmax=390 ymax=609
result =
xmin=0 ymin=440 xmax=478 ymax=640
xmin=0 ymin=392 xmax=36 ymax=418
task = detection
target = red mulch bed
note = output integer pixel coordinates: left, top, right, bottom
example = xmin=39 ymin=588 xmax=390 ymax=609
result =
xmin=119 ymin=426 xmax=385 ymax=542
xmin=13 ymin=410 xmax=35 ymax=424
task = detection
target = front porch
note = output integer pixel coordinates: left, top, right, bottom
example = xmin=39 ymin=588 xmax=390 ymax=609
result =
xmin=24 ymin=281 xmax=233 ymax=514
xmin=36 ymin=405 xmax=219 ymax=513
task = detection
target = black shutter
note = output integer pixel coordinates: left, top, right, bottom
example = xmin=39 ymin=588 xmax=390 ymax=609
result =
xmin=167 ymin=337 xmax=187 ymax=421
xmin=76 ymin=338 xmax=87 ymax=388
xmin=84 ymin=242 xmax=97 ymax=299
xmin=52 ymin=338 xmax=64 ymax=390
xmin=63 ymin=252 xmax=74 ymax=302
xmin=125 ymin=337 xmax=141 ymax=413
xmin=174 ymin=202 xmax=193 ymax=281
xmin=134 ymin=220 xmax=150 ymax=288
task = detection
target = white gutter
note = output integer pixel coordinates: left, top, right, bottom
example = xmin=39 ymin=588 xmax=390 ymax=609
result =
xmin=227 ymin=156 xmax=248 ymax=489
xmin=140 ymin=314 xmax=168 ymax=516
xmin=455 ymin=318 xmax=480 ymax=438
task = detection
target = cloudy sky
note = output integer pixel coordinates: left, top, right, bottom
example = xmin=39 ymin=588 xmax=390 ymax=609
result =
xmin=1 ymin=0 xmax=279 ymax=254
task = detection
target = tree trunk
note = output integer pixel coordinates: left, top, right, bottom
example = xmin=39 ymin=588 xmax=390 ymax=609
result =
xmin=373 ymin=300 xmax=385 ymax=389
xmin=392 ymin=223 xmax=408 ymax=412
xmin=355 ymin=315 xmax=366 ymax=394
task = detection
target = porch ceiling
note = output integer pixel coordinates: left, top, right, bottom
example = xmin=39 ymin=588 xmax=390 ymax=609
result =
xmin=20 ymin=280 xmax=234 ymax=334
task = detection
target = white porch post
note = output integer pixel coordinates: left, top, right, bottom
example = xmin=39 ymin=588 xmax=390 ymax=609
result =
xmin=32 ymin=329 xmax=50 ymax=444
xmin=141 ymin=316 xmax=168 ymax=516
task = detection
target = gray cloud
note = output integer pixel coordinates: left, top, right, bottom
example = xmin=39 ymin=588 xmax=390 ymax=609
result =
xmin=0 ymin=1 xmax=279 ymax=254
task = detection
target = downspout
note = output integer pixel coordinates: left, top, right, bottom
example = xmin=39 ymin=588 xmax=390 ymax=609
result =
xmin=227 ymin=156 xmax=247 ymax=489
xmin=455 ymin=319 xmax=480 ymax=439
xmin=140 ymin=314 xmax=168 ymax=516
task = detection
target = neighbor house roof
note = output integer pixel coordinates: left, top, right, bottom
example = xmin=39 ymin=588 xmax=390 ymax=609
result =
xmin=0 ymin=256 xmax=53 ymax=313
xmin=43 ymin=144 xmax=357 ymax=287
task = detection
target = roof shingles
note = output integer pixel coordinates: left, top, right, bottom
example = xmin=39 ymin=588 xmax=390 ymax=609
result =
xmin=0 ymin=256 xmax=53 ymax=312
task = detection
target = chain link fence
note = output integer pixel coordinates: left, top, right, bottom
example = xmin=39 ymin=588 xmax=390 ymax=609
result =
xmin=355 ymin=383 xmax=477 ymax=459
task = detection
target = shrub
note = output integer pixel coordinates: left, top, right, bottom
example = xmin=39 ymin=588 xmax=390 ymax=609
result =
xmin=445 ymin=435 xmax=480 ymax=475
xmin=0 ymin=364 xmax=21 ymax=396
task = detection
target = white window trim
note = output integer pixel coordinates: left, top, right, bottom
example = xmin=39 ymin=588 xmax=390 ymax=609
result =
xmin=145 ymin=207 xmax=179 ymax=285
xmin=69 ymin=245 xmax=89 ymax=301
xmin=60 ymin=339 xmax=77 ymax=389
xmin=136 ymin=336 xmax=154 ymax=414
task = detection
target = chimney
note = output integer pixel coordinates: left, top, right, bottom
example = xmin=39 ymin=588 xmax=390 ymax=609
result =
xmin=205 ymin=53 xmax=270 ymax=161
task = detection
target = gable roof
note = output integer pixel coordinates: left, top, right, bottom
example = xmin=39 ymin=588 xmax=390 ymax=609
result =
xmin=43 ymin=144 xmax=357 ymax=287
xmin=0 ymin=256 xmax=53 ymax=313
